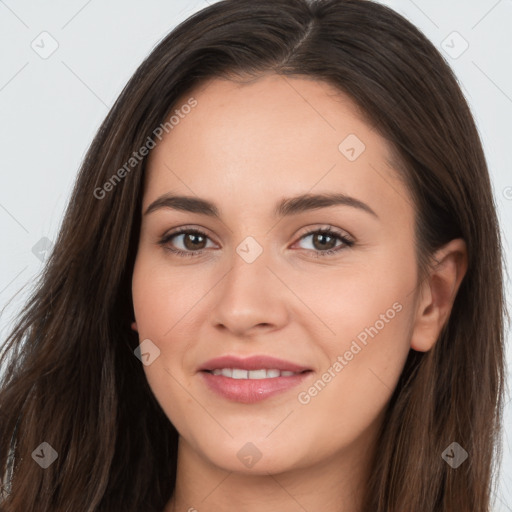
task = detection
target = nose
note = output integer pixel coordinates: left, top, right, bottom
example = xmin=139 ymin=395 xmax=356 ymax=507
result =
xmin=209 ymin=244 xmax=289 ymax=338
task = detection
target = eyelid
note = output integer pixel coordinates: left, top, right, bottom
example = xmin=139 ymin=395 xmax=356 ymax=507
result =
xmin=162 ymin=224 xmax=218 ymax=243
xmin=294 ymin=224 xmax=353 ymax=241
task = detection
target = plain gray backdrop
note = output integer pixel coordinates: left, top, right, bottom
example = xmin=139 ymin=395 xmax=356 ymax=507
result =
xmin=0 ymin=0 xmax=511 ymax=509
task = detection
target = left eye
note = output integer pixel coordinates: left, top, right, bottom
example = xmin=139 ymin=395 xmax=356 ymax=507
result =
xmin=158 ymin=226 xmax=354 ymax=258
xmin=295 ymin=228 xmax=354 ymax=255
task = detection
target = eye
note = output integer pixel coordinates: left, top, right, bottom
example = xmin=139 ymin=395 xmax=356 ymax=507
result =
xmin=293 ymin=225 xmax=354 ymax=257
xmin=158 ymin=225 xmax=354 ymax=258
xmin=158 ymin=227 xmax=215 ymax=258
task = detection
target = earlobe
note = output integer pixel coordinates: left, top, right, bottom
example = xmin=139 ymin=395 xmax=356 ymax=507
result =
xmin=131 ymin=321 xmax=138 ymax=332
xmin=410 ymin=238 xmax=468 ymax=352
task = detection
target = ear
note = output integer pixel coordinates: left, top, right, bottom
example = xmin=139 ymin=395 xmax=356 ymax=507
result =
xmin=131 ymin=321 xmax=138 ymax=332
xmin=410 ymin=238 xmax=468 ymax=352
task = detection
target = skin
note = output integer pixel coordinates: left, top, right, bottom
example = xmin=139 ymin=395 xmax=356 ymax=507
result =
xmin=130 ymin=74 xmax=467 ymax=512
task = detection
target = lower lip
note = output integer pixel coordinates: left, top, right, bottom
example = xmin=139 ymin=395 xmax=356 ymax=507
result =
xmin=199 ymin=371 xmax=313 ymax=403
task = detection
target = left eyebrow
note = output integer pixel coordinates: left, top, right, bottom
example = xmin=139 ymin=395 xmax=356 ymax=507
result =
xmin=144 ymin=192 xmax=379 ymax=219
xmin=275 ymin=192 xmax=378 ymax=219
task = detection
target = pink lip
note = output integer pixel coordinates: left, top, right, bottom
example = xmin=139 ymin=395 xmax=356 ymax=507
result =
xmin=197 ymin=355 xmax=313 ymax=404
xmin=199 ymin=371 xmax=312 ymax=403
xmin=198 ymin=355 xmax=311 ymax=373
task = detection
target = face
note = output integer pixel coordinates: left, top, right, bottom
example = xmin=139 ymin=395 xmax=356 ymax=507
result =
xmin=131 ymin=74 xmax=420 ymax=476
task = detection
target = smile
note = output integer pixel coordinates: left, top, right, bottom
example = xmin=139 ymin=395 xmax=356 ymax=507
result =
xmin=207 ymin=368 xmax=301 ymax=379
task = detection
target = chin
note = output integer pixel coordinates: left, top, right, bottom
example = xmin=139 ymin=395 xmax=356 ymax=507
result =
xmin=196 ymin=437 xmax=309 ymax=475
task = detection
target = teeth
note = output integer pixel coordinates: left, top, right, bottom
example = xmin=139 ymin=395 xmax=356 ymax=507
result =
xmin=248 ymin=369 xmax=267 ymax=379
xmin=209 ymin=368 xmax=300 ymax=379
xmin=232 ymin=369 xmax=248 ymax=379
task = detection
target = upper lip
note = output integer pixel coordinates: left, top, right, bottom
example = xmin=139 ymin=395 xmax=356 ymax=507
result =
xmin=198 ymin=355 xmax=312 ymax=373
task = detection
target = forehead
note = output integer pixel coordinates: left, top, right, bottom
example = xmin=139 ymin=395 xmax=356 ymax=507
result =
xmin=143 ymin=74 xmax=412 ymax=224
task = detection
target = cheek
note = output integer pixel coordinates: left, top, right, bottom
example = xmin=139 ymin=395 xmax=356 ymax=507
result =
xmin=131 ymin=255 xmax=197 ymax=434
xmin=131 ymin=251 xmax=210 ymax=337
xmin=131 ymin=253 xmax=215 ymax=429
xmin=290 ymin=304 xmax=413 ymax=469
xmin=293 ymin=263 xmax=416 ymax=444
xmin=291 ymin=248 xmax=416 ymax=353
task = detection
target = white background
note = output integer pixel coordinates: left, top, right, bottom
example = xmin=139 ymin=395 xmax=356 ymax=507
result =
xmin=0 ymin=0 xmax=511 ymax=509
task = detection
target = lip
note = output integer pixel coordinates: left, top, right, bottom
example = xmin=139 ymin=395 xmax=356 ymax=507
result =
xmin=198 ymin=355 xmax=311 ymax=373
xmin=198 ymin=355 xmax=313 ymax=404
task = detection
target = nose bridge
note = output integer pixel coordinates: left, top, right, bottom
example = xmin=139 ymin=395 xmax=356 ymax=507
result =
xmin=209 ymin=234 xmax=288 ymax=334
xmin=224 ymin=235 xmax=273 ymax=301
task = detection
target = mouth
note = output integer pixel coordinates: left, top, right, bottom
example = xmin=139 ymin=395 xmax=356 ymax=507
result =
xmin=203 ymin=368 xmax=310 ymax=379
xmin=198 ymin=355 xmax=313 ymax=403
xmin=198 ymin=354 xmax=312 ymax=373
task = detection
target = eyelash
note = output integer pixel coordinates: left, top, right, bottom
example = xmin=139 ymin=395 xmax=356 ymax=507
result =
xmin=158 ymin=226 xmax=354 ymax=258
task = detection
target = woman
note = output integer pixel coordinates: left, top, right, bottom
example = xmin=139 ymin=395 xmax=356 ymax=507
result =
xmin=0 ymin=0 xmax=506 ymax=510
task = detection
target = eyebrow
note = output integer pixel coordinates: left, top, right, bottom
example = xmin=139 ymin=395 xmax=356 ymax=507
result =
xmin=144 ymin=192 xmax=378 ymax=219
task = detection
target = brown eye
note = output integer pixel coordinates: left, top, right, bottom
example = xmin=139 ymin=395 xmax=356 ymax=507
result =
xmin=181 ymin=232 xmax=207 ymax=250
xmin=295 ymin=227 xmax=354 ymax=256
xmin=310 ymin=232 xmax=338 ymax=251
xmin=159 ymin=228 xmax=214 ymax=257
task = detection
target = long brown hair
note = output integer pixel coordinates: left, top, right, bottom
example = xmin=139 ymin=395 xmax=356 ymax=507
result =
xmin=0 ymin=0 xmax=506 ymax=510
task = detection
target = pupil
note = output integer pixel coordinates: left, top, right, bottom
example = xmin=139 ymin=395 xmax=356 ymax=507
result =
xmin=315 ymin=233 xmax=335 ymax=250
xmin=185 ymin=233 xmax=205 ymax=250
